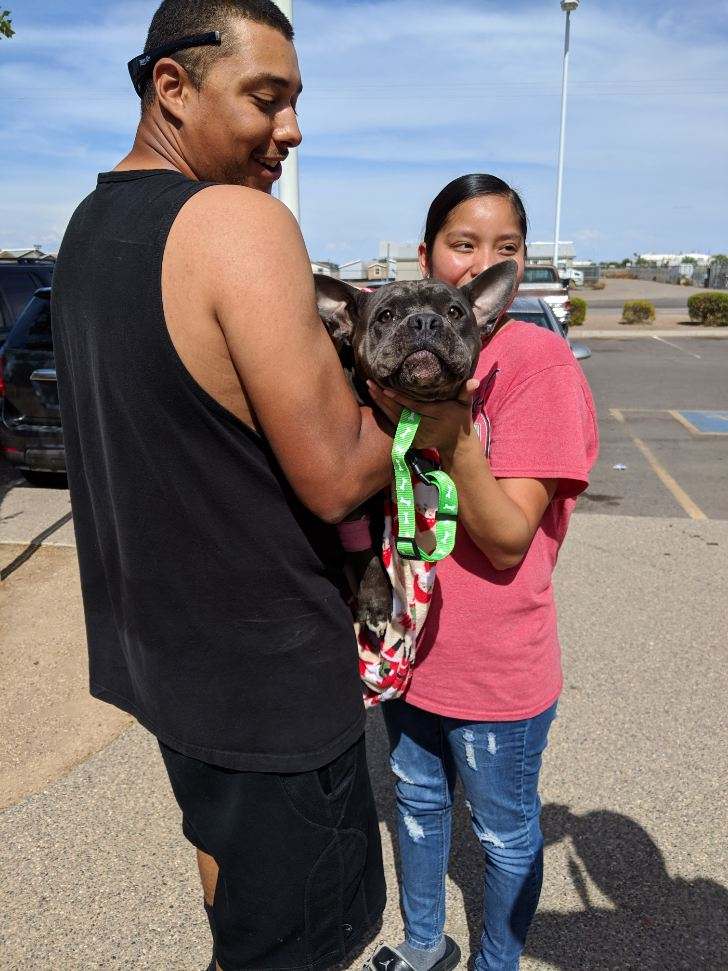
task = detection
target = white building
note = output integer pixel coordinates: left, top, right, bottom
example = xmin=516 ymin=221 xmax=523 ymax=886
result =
xmin=310 ymin=260 xmax=339 ymax=277
xmin=339 ymin=245 xmax=422 ymax=285
xmin=339 ymin=260 xmax=369 ymax=282
xmin=378 ymin=241 xmax=421 ymax=281
xmin=526 ymin=242 xmax=576 ymax=267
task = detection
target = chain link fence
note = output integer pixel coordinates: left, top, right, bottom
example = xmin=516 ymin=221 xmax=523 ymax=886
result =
xmin=627 ymin=263 xmax=728 ymax=289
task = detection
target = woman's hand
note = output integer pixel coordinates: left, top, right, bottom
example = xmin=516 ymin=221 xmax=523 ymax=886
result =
xmin=366 ymin=377 xmax=556 ymax=570
xmin=366 ymin=378 xmax=480 ymax=460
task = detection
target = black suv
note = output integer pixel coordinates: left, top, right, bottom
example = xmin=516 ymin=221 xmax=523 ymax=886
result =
xmin=0 ymin=287 xmax=65 ymax=479
xmin=0 ymin=258 xmax=54 ymax=343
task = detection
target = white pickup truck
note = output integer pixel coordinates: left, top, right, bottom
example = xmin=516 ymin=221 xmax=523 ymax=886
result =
xmin=517 ymin=265 xmax=571 ymax=328
xmin=559 ymin=267 xmax=584 ymax=287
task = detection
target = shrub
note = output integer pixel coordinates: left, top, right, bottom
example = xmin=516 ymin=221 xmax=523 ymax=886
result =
xmin=621 ymin=299 xmax=655 ymax=325
xmin=687 ymin=292 xmax=728 ymax=326
xmin=589 ymin=279 xmax=606 ymax=290
xmin=569 ymin=296 xmax=587 ymax=326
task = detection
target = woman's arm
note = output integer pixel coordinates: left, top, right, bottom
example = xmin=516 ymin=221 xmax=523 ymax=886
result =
xmin=441 ymin=431 xmax=556 ymax=570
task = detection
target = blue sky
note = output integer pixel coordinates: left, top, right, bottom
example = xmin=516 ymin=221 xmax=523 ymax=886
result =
xmin=1 ymin=0 xmax=727 ymax=262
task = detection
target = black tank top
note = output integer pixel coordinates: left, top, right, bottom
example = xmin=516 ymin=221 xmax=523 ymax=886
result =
xmin=52 ymin=170 xmax=364 ymax=771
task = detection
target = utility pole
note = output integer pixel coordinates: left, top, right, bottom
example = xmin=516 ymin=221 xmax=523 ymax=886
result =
xmin=272 ymin=0 xmax=300 ymax=222
xmin=553 ymin=0 xmax=579 ymax=267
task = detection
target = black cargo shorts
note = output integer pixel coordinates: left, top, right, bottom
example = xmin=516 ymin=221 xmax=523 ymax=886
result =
xmin=159 ymin=733 xmax=386 ymax=970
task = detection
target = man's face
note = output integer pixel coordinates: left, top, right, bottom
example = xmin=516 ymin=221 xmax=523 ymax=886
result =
xmin=179 ymin=19 xmax=302 ymax=190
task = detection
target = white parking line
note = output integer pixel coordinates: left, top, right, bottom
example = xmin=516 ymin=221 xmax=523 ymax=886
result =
xmin=610 ymin=409 xmax=708 ymax=521
xmin=650 ymin=335 xmax=702 ymax=360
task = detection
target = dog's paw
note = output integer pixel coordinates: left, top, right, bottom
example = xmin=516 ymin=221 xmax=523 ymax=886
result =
xmin=356 ymin=557 xmax=392 ymax=643
xmin=361 ymin=610 xmax=388 ymax=641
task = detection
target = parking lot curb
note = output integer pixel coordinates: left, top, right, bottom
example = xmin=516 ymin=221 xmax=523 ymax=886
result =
xmin=576 ymin=328 xmax=728 ymax=339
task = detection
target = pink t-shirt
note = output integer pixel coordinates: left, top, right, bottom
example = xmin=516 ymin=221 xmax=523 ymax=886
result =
xmin=404 ymin=320 xmax=599 ymax=721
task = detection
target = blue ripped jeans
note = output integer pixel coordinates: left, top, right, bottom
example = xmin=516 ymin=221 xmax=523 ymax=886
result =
xmin=382 ymin=699 xmax=557 ymax=971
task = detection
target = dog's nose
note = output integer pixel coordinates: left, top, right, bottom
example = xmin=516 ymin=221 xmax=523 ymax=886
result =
xmin=410 ymin=313 xmax=441 ymax=335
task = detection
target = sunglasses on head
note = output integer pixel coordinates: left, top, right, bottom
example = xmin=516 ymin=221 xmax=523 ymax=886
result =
xmin=127 ymin=31 xmax=221 ymax=98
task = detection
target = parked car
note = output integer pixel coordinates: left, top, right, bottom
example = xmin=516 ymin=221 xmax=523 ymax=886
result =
xmin=0 ymin=287 xmax=65 ymax=481
xmin=559 ymin=267 xmax=584 ymax=287
xmin=509 ymin=296 xmax=591 ymax=361
xmin=0 ymin=258 xmax=54 ymax=344
xmin=518 ymin=264 xmax=571 ymax=328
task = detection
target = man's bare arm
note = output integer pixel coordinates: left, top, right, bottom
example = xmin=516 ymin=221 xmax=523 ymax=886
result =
xmin=192 ymin=186 xmax=392 ymax=522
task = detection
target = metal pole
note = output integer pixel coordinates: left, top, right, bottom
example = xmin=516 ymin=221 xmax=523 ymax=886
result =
xmin=553 ymin=6 xmax=573 ymax=267
xmin=272 ymin=0 xmax=300 ymax=222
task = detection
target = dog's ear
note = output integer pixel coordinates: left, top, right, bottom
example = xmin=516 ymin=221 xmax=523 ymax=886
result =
xmin=313 ymin=274 xmax=363 ymax=352
xmin=459 ymin=259 xmax=519 ymax=336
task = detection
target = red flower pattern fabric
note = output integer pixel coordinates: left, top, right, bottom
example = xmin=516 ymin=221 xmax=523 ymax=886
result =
xmin=356 ymin=448 xmax=441 ymax=707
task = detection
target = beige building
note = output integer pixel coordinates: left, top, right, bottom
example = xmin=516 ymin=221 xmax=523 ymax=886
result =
xmin=337 ymin=243 xmax=424 ymax=286
xmin=0 ymin=247 xmax=53 ymax=261
xmin=367 ymin=261 xmax=389 ymax=281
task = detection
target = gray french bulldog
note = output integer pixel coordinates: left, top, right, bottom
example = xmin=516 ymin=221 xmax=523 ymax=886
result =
xmin=314 ymin=259 xmax=519 ymax=638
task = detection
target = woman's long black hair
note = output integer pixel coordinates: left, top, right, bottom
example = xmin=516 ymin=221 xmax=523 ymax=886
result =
xmin=422 ymin=174 xmax=528 ymax=261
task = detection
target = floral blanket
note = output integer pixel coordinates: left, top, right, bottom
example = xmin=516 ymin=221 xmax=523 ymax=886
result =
xmin=356 ymin=448 xmax=441 ymax=707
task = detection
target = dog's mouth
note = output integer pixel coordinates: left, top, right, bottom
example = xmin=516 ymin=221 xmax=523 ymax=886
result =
xmin=364 ymin=331 xmax=472 ymax=398
xmin=394 ymin=349 xmax=460 ymax=395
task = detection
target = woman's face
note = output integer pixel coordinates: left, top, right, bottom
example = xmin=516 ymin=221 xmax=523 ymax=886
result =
xmin=419 ymin=194 xmax=526 ymax=289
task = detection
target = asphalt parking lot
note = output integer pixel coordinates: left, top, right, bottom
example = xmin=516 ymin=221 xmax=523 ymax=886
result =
xmin=1 ymin=333 xmax=727 ymax=970
xmin=579 ymin=336 xmax=728 ymax=521
xmin=3 ymin=331 xmax=726 ymax=541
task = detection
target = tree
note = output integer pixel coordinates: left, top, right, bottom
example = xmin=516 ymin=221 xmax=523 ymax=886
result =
xmin=0 ymin=9 xmax=14 ymax=38
xmin=712 ymin=254 xmax=728 ymax=265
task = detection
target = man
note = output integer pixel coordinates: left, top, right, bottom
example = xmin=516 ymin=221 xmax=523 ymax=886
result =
xmin=52 ymin=1 xmax=465 ymax=968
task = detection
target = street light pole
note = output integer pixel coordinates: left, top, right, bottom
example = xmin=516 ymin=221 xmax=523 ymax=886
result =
xmin=553 ymin=0 xmax=579 ymax=268
xmin=272 ymin=0 xmax=300 ymax=222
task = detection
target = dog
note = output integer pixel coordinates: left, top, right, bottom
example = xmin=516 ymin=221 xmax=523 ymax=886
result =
xmin=314 ymin=259 xmax=518 ymax=703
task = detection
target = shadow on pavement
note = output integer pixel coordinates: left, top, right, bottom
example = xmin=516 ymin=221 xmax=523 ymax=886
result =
xmin=525 ymin=804 xmax=728 ymax=970
xmin=0 ymin=456 xmax=24 ymax=505
xmin=367 ymin=712 xmax=728 ymax=970
xmin=0 ymin=456 xmax=68 ymax=504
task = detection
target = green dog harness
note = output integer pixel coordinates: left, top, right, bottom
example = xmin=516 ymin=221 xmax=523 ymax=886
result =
xmin=392 ymin=408 xmax=458 ymax=562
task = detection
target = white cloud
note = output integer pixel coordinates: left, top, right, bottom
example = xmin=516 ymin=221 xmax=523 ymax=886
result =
xmin=575 ymin=229 xmax=606 ymax=243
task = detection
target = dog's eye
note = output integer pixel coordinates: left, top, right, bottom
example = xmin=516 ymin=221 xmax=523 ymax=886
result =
xmin=447 ymin=305 xmax=463 ymax=320
xmin=377 ymin=308 xmax=394 ymax=324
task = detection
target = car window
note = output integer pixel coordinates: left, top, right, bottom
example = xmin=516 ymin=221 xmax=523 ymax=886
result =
xmin=522 ymin=267 xmax=557 ymax=284
xmin=7 ymin=295 xmax=54 ymax=352
xmin=26 ymin=300 xmax=53 ymax=351
xmin=0 ymin=269 xmax=43 ymax=320
xmin=514 ymin=312 xmax=551 ymax=330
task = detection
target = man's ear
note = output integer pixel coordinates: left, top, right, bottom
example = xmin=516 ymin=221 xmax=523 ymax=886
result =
xmin=313 ymin=274 xmax=363 ymax=352
xmin=459 ymin=259 xmax=519 ymax=336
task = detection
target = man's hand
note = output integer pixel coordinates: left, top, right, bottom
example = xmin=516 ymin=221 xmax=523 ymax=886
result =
xmin=366 ymin=378 xmax=480 ymax=459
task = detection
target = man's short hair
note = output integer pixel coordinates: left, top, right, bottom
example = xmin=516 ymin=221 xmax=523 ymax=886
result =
xmin=140 ymin=0 xmax=294 ymax=110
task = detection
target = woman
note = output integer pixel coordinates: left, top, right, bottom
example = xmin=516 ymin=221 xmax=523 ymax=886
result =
xmin=366 ymin=174 xmax=599 ymax=971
